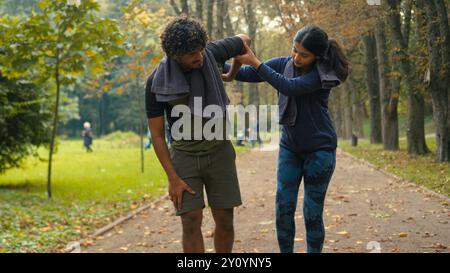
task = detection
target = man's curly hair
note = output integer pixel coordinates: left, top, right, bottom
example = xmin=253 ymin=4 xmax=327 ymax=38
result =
xmin=160 ymin=16 xmax=209 ymax=57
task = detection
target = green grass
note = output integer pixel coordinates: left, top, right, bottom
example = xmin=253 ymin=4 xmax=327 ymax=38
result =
xmin=0 ymin=136 xmax=249 ymax=253
xmin=339 ymin=135 xmax=450 ymax=197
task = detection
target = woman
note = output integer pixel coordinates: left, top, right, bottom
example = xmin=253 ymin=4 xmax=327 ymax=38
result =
xmin=81 ymin=121 xmax=93 ymax=153
xmin=223 ymin=26 xmax=349 ymax=253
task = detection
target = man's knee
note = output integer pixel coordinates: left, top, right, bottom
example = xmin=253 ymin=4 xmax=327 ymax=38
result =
xmin=212 ymin=208 xmax=234 ymax=232
xmin=181 ymin=209 xmax=203 ymax=234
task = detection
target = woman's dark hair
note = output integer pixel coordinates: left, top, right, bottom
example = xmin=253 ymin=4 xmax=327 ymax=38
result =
xmin=160 ymin=16 xmax=208 ymax=57
xmin=294 ymin=26 xmax=349 ymax=82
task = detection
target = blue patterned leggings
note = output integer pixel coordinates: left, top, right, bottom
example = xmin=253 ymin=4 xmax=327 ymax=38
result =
xmin=276 ymin=145 xmax=336 ymax=253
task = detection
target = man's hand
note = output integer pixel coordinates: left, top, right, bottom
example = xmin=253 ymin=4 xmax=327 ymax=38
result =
xmin=236 ymin=33 xmax=252 ymax=51
xmin=221 ymin=73 xmax=234 ymax=82
xmin=168 ymin=175 xmax=196 ymax=211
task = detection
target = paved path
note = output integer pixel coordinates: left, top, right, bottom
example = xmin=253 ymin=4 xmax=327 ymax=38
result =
xmin=83 ymin=147 xmax=450 ymax=253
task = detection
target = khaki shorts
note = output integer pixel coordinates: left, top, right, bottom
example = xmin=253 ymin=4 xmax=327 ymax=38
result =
xmin=170 ymin=140 xmax=242 ymax=216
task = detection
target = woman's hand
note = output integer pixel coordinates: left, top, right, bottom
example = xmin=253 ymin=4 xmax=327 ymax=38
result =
xmin=235 ymin=43 xmax=262 ymax=68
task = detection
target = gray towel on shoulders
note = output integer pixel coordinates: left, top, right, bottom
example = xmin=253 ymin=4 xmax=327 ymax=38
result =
xmin=150 ymin=49 xmax=229 ymax=118
xmin=279 ymin=59 xmax=342 ymax=126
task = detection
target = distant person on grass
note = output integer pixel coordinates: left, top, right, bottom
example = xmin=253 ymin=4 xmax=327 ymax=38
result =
xmin=224 ymin=26 xmax=349 ymax=253
xmin=144 ymin=127 xmax=152 ymax=150
xmin=81 ymin=121 xmax=93 ymax=153
xmin=146 ymin=16 xmax=251 ymax=253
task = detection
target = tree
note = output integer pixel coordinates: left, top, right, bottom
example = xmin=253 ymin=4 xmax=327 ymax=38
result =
xmin=215 ymin=0 xmax=225 ymax=39
xmin=207 ymin=0 xmax=215 ymax=38
xmin=194 ymin=0 xmax=203 ymax=21
xmin=0 ymin=76 xmax=52 ymax=173
xmin=385 ymin=0 xmax=429 ymax=155
xmin=119 ymin=1 xmax=166 ymax=173
xmin=243 ymin=0 xmax=260 ymax=107
xmin=0 ymin=0 xmax=124 ymax=198
xmin=375 ymin=19 xmax=400 ymax=150
xmin=417 ymin=0 xmax=450 ymax=162
xmin=0 ymin=15 xmax=53 ymax=173
xmin=363 ymin=32 xmax=382 ymax=144
xmin=169 ymin=0 xmax=189 ymax=15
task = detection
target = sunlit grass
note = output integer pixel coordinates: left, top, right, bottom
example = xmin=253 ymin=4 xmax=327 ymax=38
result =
xmin=0 ymin=137 xmax=249 ymax=252
xmin=339 ymin=136 xmax=450 ymax=197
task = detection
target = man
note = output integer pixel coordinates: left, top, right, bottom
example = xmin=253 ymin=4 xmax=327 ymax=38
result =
xmin=145 ymin=16 xmax=250 ymax=253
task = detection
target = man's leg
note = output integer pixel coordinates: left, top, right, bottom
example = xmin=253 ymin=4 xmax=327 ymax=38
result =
xmin=211 ymin=208 xmax=234 ymax=253
xmin=181 ymin=209 xmax=204 ymax=253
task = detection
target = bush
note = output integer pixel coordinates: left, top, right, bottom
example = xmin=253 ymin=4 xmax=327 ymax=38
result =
xmin=0 ymin=76 xmax=52 ymax=173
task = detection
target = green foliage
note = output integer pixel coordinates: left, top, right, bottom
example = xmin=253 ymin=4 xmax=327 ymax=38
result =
xmin=0 ymin=0 xmax=125 ymax=83
xmin=0 ymin=77 xmax=52 ymax=173
xmin=0 ymin=0 xmax=126 ymax=187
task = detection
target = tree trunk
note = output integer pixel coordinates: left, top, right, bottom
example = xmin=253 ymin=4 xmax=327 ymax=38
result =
xmin=349 ymin=75 xmax=364 ymax=138
xmin=342 ymin=81 xmax=353 ymax=139
xmin=169 ymin=0 xmax=188 ymax=16
xmin=223 ymin=0 xmax=234 ymax=37
xmin=47 ymin=56 xmax=61 ymax=199
xmin=133 ymin=71 xmax=145 ymax=173
xmin=181 ymin=0 xmax=189 ymax=15
xmin=421 ymin=0 xmax=450 ymax=162
xmin=222 ymin=0 xmax=244 ymax=104
xmin=375 ymin=19 xmax=399 ymax=150
xmin=207 ymin=0 xmax=214 ymax=39
xmin=385 ymin=0 xmax=429 ymax=155
xmin=215 ymin=0 xmax=224 ymax=39
xmin=329 ymin=88 xmax=344 ymax=138
xmin=363 ymin=32 xmax=382 ymax=144
xmin=195 ymin=0 xmax=203 ymax=21
xmin=244 ymin=0 xmax=259 ymax=107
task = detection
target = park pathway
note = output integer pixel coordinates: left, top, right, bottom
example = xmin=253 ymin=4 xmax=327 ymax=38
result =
xmin=82 ymin=145 xmax=450 ymax=253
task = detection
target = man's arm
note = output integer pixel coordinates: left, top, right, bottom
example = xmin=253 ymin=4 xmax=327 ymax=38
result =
xmin=145 ymin=74 xmax=194 ymax=211
xmin=221 ymin=34 xmax=251 ymax=82
xmin=207 ymin=34 xmax=251 ymax=65
xmin=148 ymin=116 xmax=195 ymax=211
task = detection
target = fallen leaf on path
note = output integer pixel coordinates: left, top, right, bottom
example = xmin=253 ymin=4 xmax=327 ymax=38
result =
xmin=81 ymin=239 xmax=95 ymax=247
xmin=420 ymin=243 xmax=447 ymax=250
xmin=336 ymin=231 xmax=350 ymax=238
xmin=391 ymin=247 xmax=400 ymax=253
xmin=398 ymin=232 xmax=408 ymax=238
